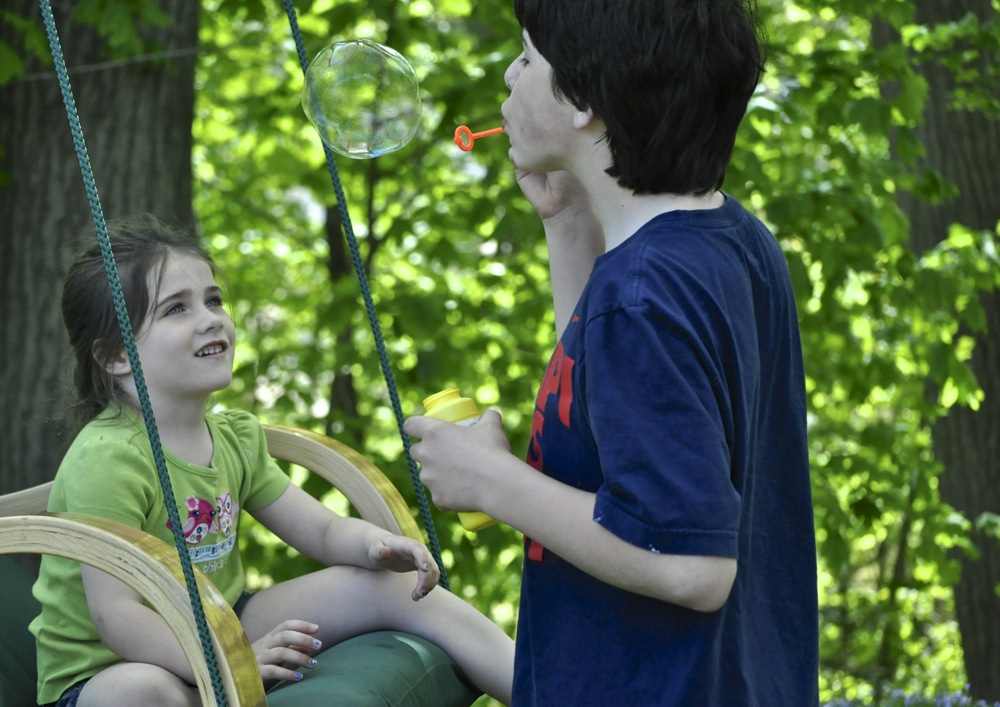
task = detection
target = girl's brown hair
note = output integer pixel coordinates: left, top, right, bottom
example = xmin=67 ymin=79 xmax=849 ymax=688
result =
xmin=62 ymin=215 xmax=215 ymax=428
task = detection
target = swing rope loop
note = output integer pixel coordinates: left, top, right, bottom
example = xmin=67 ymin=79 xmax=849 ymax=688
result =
xmin=280 ymin=0 xmax=449 ymax=590
xmin=37 ymin=1 xmax=228 ymax=703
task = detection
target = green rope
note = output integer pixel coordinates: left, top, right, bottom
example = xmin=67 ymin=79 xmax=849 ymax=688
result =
xmin=37 ymin=2 xmax=228 ymax=703
xmin=281 ymin=0 xmax=450 ymax=590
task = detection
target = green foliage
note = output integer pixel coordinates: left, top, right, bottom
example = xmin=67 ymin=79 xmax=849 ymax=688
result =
xmin=0 ymin=8 xmax=50 ymax=83
xmin=8 ymin=0 xmax=997 ymax=703
xmin=0 ymin=0 xmax=175 ymax=86
xmin=903 ymin=8 xmax=1000 ymax=116
xmin=826 ymin=687 xmax=1000 ymax=706
xmin=71 ymin=0 xmax=172 ymax=55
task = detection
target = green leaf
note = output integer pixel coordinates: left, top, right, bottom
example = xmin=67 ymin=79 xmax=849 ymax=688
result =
xmin=0 ymin=40 xmax=24 ymax=84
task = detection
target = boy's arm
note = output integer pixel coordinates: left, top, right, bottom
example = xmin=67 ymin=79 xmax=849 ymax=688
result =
xmin=405 ymin=411 xmax=737 ymax=613
xmin=81 ymin=565 xmax=197 ymax=683
xmin=515 ymin=168 xmax=604 ymax=338
xmin=488 ymin=452 xmax=737 ymax=612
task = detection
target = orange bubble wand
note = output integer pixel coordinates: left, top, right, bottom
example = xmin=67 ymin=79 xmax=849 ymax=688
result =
xmin=454 ymin=125 xmax=505 ymax=151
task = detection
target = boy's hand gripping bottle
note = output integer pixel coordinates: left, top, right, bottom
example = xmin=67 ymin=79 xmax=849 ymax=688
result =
xmin=422 ymin=388 xmax=498 ymax=532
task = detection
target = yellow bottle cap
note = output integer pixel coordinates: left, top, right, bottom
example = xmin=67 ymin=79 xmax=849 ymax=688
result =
xmin=423 ymin=388 xmax=461 ymax=411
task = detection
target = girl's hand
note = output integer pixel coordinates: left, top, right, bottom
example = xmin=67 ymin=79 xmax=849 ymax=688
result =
xmin=369 ymin=535 xmax=441 ymax=601
xmin=251 ymin=619 xmax=322 ymax=683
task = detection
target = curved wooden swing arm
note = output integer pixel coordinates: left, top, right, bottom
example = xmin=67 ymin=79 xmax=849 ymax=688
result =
xmin=0 ymin=513 xmax=266 ymax=707
xmin=0 ymin=481 xmax=54 ymax=515
xmin=263 ymin=425 xmax=423 ymax=542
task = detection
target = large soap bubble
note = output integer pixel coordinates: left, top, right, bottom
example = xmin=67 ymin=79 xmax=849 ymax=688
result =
xmin=302 ymin=39 xmax=421 ymax=159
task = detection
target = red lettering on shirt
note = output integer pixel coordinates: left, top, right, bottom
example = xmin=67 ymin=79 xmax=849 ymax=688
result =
xmin=526 ymin=339 xmax=577 ymax=562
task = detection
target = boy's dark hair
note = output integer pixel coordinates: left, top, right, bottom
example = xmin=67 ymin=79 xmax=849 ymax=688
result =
xmin=513 ymin=0 xmax=766 ymax=195
xmin=61 ymin=215 xmax=215 ymax=428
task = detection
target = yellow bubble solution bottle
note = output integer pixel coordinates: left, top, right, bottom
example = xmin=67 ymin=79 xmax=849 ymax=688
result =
xmin=422 ymin=388 xmax=498 ymax=532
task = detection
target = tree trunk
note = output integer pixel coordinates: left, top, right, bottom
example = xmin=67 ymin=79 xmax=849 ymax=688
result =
xmin=0 ymin=0 xmax=199 ymax=494
xmin=899 ymin=0 xmax=1000 ymax=699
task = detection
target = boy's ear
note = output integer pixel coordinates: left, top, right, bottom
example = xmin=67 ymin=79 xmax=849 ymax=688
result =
xmin=573 ymin=106 xmax=596 ymax=130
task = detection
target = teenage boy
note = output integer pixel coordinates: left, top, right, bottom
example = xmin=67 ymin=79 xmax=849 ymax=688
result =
xmin=405 ymin=1 xmax=819 ymax=704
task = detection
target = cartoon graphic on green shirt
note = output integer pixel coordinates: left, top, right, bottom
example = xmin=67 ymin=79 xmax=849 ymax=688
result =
xmin=165 ymin=492 xmax=240 ymax=573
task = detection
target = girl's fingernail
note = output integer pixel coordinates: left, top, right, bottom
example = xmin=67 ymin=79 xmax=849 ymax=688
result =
xmin=309 ymin=659 xmax=317 ymax=667
xmin=313 ymin=640 xmax=322 ymax=648
xmin=420 ymin=590 xmax=428 ymax=597
xmin=310 ymin=623 xmax=319 ymax=630
xmin=294 ymin=673 xmax=303 ymax=681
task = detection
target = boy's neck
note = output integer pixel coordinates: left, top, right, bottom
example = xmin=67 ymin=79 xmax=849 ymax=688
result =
xmin=593 ymin=184 xmax=725 ymax=252
xmin=567 ymin=134 xmax=724 ymax=251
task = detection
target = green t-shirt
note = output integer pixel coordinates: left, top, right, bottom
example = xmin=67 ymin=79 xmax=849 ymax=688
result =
xmin=29 ymin=406 xmax=291 ymax=704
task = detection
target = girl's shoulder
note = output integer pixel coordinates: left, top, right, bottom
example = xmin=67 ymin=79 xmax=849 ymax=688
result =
xmin=207 ymin=408 xmax=264 ymax=441
xmin=206 ymin=409 xmax=271 ymax=467
xmin=53 ymin=409 xmax=160 ymax=514
xmin=62 ymin=406 xmax=149 ymax=462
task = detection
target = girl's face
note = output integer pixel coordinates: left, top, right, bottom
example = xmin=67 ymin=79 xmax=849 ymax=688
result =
xmin=113 ymin=252 xmax=236 ymax=408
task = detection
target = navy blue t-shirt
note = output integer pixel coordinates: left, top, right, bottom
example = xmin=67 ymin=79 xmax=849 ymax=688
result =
xmin=512 ymin=195 xmax=818 ymax=705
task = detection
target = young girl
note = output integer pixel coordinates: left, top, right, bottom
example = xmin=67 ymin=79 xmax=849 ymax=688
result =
xmin=30 ymin=215 xmax=514 ymax=707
